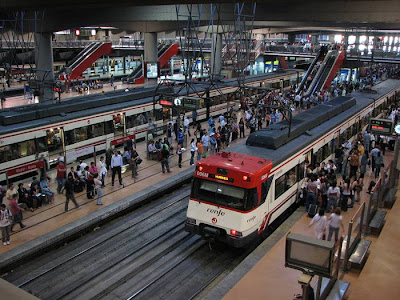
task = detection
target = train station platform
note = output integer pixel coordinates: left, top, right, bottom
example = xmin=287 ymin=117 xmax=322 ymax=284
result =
xmin=0 ymin=80 xmax=146 ymax=109
xmin=0 ymin=118 xmax=251 ymax=259
xmin=213 ymin=149 xmax=399 ymax=300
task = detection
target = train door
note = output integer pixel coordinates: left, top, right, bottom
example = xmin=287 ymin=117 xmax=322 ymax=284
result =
xmin=304 ymin=149 xmax=314 ymax=171
xmin=113 ymin=113 xmax=125 ymax=138
xmin=332 ymin=129 xmax=341 ymax=153
xmin=45 ymin=127 xmax=65 ymax=163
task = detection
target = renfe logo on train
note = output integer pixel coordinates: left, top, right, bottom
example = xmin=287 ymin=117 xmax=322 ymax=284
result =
xmin=207 ymin=208 xmax=225 ymax=216
xmin=196 ymin=171 xmax=209 ymax=178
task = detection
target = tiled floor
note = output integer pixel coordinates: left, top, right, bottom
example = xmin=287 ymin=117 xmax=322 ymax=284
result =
xmin=223 ymin=150 xmax=399 ymax=300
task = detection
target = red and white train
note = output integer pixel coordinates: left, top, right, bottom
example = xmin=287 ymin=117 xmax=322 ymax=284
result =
xmin=0 ymin=71 xmax=302 ymax=183
xmin=185 ymin=79 xmax=400 ymax=247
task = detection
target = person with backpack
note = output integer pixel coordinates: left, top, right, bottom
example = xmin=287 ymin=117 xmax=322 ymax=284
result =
xmin=0 ymin=204 xmax=12 ymax=245
xmin=161 ymin=145 xmax=171 ymax=174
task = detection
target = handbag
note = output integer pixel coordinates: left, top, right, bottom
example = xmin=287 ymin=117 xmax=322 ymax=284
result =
xmin=136 ymin=157 xmax=143 ymax=165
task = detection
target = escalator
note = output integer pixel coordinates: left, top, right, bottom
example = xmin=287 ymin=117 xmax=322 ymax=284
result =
xmin=123 ymin=43 xmax=179 ymax=84
xmin=305 ymin=50 xmax=344 ymax=96
xmin=64 ymin=42 xmax=112 ymax=80
xmin=296 ymin=46 xmax=327 ymax=93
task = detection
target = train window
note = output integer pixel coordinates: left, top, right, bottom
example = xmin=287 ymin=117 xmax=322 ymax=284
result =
xmin=0 ymin=145 xmax=13 ymax=163
xmin=0 ymin=139 xmax=36 ymax=163
xmin=191 ymin=178 xmax=257 ymax=211
xmin=64 ymin=130 xmax=75 ymax=145
xmin=315 ymin=148 xmax=323 ymax=167
xmin=323 ymin=143 xmax=330 ymax=160
xmin=298 ymin=162 xmax=304 ymax=181
xmin=261 ymin=175 xmax=273 ymax=205
xmin=74 ymin=126 xmax=88 ymax=143
xmin=92 ymin=123 xmax=104 ymax=138
xmin=275 ymin=174 xmax=286 ymax=199
xmin=105 ymin=120 xmax=114 ymax=134
xmin=36 ymin=137 xmax=47 ymax=153
xmin=18 ymin=140 xmax=35 ymax=158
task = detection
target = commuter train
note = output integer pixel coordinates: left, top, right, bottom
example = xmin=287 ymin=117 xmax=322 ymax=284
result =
xmin=0 ymin=71 xmax=302 ymax=182
xmin=185 ymin=79 xmax=400 ymax=247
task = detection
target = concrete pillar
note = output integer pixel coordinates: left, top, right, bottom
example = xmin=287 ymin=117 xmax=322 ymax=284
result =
xmin=355 ymin=34 xmax=360 ymax=51
xmin=144 ymin=32 xmax=158 ymax=63
xmin=170 ymin=58 xmax=174 ymax=75
xmin=211 ymin=33 xmax=222 ymax=76
xmin=310 ymin=34 xmax=318 ymax=46
xmin=288 ymin=33 xmax=296 ymax=44
xmin=34 ymin=32 xmax=54 ymax=103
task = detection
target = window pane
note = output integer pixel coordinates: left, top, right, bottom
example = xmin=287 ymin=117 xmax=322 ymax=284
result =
xmin=74 ymin=126 xmax=88 ymax=142
xmin=0 ymin=145 xmax=12 ymax=163
xmin=92 ymin=123 xmax=104 ymax=138
xmin=275 ymin=174 xmax=286 ymax=199
xmin=105 ymin=121 xmax=114 ymax=135
xmin=65 ymin=130 xmax=75 ymax=145
xmin=36 ymin=137 xmax=48 ymax=153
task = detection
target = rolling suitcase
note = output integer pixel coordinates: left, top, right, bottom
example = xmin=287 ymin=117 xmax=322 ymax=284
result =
xmin=308 ymin=204 xmax=318 ymax=218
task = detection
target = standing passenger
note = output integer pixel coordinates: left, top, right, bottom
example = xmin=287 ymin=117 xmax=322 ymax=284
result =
xmin=111 ymin=150 xmax=123 ymax=186
xmin=94 ymin=174 xmax=103 ymax=205
xmin=0 ymin=204 xmax=11 ymax=245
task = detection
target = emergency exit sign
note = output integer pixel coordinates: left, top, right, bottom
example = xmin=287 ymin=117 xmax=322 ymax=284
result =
xmin=369 ymin=118 xmax=394 ymax=135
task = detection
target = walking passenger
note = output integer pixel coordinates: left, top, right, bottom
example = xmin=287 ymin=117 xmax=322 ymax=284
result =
xmin=65 ymin=175 xmax=80 ymax=212
xmin=176 ymin=143 xmax=183 ymax=168
xmin=374 ymin=151 xmax=384 ymax=178
xmin=9 ymin=196 xmax=24 ymax=231
xmin=327 ymin=208 xmax=345 ymax=242
xmin=309 ymin=208 xmax=328 ymax=240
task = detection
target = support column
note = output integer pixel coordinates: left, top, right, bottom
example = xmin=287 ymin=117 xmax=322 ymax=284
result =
xmin=310 ymin=34 xmax=318 ymax=46
xmin=170 ymin=58 xmax=174 ymax=75
xmin=211 ymin=33 xmax=222 ymax=76
xmin=288 ymin=33 xmax=296 ymax=44
xmin=144 ymin=32 xmax=158 ymax=81
xmin=34 ymin=32 xmax=54 ymax=103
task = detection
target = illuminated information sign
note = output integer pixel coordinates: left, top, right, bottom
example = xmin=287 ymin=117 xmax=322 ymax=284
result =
xmin=369 ymin=118 xmax=394 ymax=136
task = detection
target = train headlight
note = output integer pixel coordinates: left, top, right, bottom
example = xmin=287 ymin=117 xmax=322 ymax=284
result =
xmin=186 ymin=218 xmax=196 ymax=225
xmin=242 ymin=175 xmax=250 ymax=181
xmin=230 ymin=229 xmax=243 ymax=237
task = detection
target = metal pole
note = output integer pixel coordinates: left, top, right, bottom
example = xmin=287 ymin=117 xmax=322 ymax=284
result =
xmin=344 ymin=222 xmax=353 ymax=271
xmin=389 ymin=136 xmax=399 ymax=188
xmin=6 ymin=173 xmax=9 ymax=188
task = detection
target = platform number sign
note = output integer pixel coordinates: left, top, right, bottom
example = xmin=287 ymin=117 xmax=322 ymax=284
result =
xmin=369 ymin=118 xmax=394 ymax=136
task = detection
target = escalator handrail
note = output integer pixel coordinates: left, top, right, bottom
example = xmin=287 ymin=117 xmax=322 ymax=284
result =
xmin=315 ymin=52 xmax=342 ymax=92
xmin=69 ymin=42 xmax=103 ymax=71
xmin=296 ymin=49 xmax=324 ymax=93
xmin=67 ymin=42 xmax=99 ymax=69
xmin=313 ymin=56 xmax=336 ymax=93
xmin=304 ymin=50 xmax=336 ymax=97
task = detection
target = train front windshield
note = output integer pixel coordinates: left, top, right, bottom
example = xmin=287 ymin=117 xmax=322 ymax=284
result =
xmin=191 ymin=178 xmax=258 ymax=211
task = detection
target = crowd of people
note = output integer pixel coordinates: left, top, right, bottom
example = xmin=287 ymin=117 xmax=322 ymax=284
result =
xmin=307 ymin=124 xmax=398 ymax=242
xmin=0 ymin=74 xmax=398 ymax=247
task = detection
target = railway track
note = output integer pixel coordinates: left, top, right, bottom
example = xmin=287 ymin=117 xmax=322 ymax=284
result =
xmin=2 ymin=181 xmax=301 ymax=300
